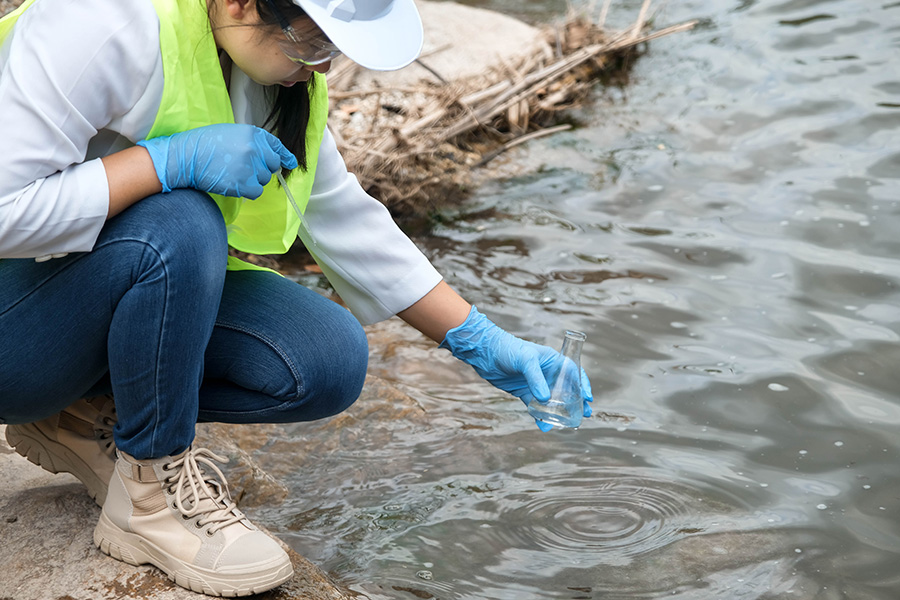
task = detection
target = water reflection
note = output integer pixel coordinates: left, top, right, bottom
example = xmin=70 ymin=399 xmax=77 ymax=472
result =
xmin=271 ymin=0 xmax=900 ymax=597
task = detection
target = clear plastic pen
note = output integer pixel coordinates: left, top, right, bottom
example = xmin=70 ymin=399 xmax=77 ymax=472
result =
xmin=277 ymin=170 xmax=316 ymax=247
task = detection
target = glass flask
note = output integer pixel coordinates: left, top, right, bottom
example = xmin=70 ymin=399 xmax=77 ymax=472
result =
xmin=527 ymin=330 xmax=586 ymax=429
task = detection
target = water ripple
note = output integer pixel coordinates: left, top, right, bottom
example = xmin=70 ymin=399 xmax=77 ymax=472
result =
xmin=512 ymin=484 xmax=685 ymax=555
xmin=486 ymin=471 xmax=751 ymax=567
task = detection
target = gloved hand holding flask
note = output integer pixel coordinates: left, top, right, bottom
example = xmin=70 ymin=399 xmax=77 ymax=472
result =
xmin=440 ymin=307 xmax=593 ymax=431
xmin=137 ymin=123 xmax=298 ymax=199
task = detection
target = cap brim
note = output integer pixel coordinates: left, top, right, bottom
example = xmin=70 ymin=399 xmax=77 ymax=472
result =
xmin=293 ymin=0 xmax=424 ymax=71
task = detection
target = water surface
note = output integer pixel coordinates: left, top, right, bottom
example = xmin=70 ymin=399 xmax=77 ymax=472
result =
xmin=273 ymin=0 xmax=900 ymax=597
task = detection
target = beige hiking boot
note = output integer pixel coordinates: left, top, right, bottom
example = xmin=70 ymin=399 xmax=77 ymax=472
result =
xmin=5 ymin=395 xmax=117 ymax=507
xmin=94 ymin=447 xmax=293 ymax=597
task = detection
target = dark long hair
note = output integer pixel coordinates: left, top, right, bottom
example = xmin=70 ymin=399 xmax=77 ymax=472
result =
xmin=254 ymin=0 xmax=315 ymax=171
xmin=209 ymin=0 xmax=317 ymax=171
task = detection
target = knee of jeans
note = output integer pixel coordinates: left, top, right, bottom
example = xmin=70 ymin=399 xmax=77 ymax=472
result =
xmin=106 ymin=191 xmax=228 ymax=285
xmin=152 ymin=190 xmax=228 ymax=264
xmin=283 ymin=315 xmax=368 ymax=421
xmin=323 ymin=317 xmax=369 ymax=415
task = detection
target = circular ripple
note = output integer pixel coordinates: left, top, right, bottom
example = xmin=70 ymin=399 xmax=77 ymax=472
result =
xmin=493 ymin=472 xmax=747 ymax=560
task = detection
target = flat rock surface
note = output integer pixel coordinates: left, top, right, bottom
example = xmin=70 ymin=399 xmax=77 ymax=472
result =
xmin=0 ymin=317 xmax=443 ymax=599
xmin=0 ymin=425 xmax=355 ymax=600
xmin=352 ymin=1 xmax=549 ymax=88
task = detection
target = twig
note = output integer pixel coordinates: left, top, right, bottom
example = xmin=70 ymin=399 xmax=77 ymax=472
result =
xmin=330 ymin=87 xmax=445 ymax=100
xmin=632 ymin=0 xmax=653 ymax=39
xmin=475 ymin=124 xmax=573 ymax=166
xmin=414 ymin=58 xmax=449 ymax=84
xmin=328 ymin=8 xmax=698 ymax=209
xmin=419 ymin=43 xmax=453 ymax=60
xmin=598 ymin=0 xmax=613 ymax=29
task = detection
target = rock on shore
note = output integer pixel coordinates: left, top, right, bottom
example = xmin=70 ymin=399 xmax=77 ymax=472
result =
xmin=0 ymin=423 xmax=355 ymax=600
xmin=351 ymin=0 xmax=548 ymax=88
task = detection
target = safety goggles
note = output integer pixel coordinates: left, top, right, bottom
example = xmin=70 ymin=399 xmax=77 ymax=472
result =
xmin=262 ymin=0 xmax=342 ymax=66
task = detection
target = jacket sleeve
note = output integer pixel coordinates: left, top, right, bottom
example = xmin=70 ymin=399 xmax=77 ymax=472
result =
xmin=0 ymin=0 xmax=159 ymax=258
xmin=299 ymin=127 xmax=443 ymax=325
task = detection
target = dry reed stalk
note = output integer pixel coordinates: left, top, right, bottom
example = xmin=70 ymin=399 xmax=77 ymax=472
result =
xmin=329 ymin=3 xmax=696 ymax=216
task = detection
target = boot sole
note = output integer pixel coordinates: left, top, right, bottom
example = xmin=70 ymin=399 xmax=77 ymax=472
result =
xmin=5 ymin=423 xmax=109 ymax=507
xmin=94 ymin=512 xmax=294 ymax=597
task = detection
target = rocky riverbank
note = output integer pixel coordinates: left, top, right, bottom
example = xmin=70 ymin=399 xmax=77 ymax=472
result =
xmin=0 ymin=418 xmax=357 ymax=600
xmin=0 ymin=315 xmax=456 ymax=600
xmin=0 ymin=423 xmax=355 ymax=600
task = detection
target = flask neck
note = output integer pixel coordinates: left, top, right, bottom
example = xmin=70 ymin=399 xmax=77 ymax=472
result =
xmin=560 ymin=330 xmax=586 ymax=362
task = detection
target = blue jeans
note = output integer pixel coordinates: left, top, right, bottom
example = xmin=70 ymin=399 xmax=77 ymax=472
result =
xmin=0 ymin=190 xmax=368 ymax=459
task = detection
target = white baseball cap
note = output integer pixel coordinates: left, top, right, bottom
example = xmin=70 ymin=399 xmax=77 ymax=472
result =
xmin=292 ymin=0 xmax=424 ymax=71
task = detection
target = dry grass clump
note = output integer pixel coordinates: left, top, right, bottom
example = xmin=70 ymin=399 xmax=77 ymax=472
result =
xmin=1 ymin=0 xmax=694 ymax=270
xmin=328 ymin=0 xmax=696 ymax=217
xmin=0 ymin=0 xmax=20 ymax=16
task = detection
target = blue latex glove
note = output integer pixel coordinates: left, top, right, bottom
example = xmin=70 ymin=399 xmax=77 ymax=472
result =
xmin=440 ymin=306 xmax=593 ymax=432
xmin=137 ymin=124 xmax=298 ymax=199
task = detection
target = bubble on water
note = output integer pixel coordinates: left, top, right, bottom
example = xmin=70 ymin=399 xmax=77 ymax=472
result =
xmin=416 ymin=570 xmax=433 ymax=580
xmin=799 ymin=450 xmax=808 ymax=455
xmin=834 ymin=441 xmax=844 ymax=447
xmin=816 ymin=504 xmax=827 ymax=510
xmin=863 ymin=485 xmax=871 ymax=490
xmin=768 ymin=383 xmax=790 ymax=392
xmin=670 ymin=322 xmax=687 ymax=329
xmin=795 ymin=548 xmax=803 ymax=553
xmin=423 ymin=562 xmax=433 ymax=568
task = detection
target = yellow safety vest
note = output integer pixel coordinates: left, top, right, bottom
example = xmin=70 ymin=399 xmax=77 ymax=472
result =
xmin=0 ymin=0 xmax=329 ymax=271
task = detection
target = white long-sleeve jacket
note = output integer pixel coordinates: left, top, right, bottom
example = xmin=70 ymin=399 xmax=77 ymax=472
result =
xmin=0 ymin=0 xmax=442 ymax=324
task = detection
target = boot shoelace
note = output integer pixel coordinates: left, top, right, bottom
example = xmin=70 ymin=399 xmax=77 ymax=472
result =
xmin=92 ymin=395 xmax=117 ymax=458
xmin=163 ymin=447 xmax=246 ymax=535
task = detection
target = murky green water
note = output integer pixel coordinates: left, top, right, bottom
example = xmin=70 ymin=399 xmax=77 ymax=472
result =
xmin=271 ymin=0 xmax=900 ymax=598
